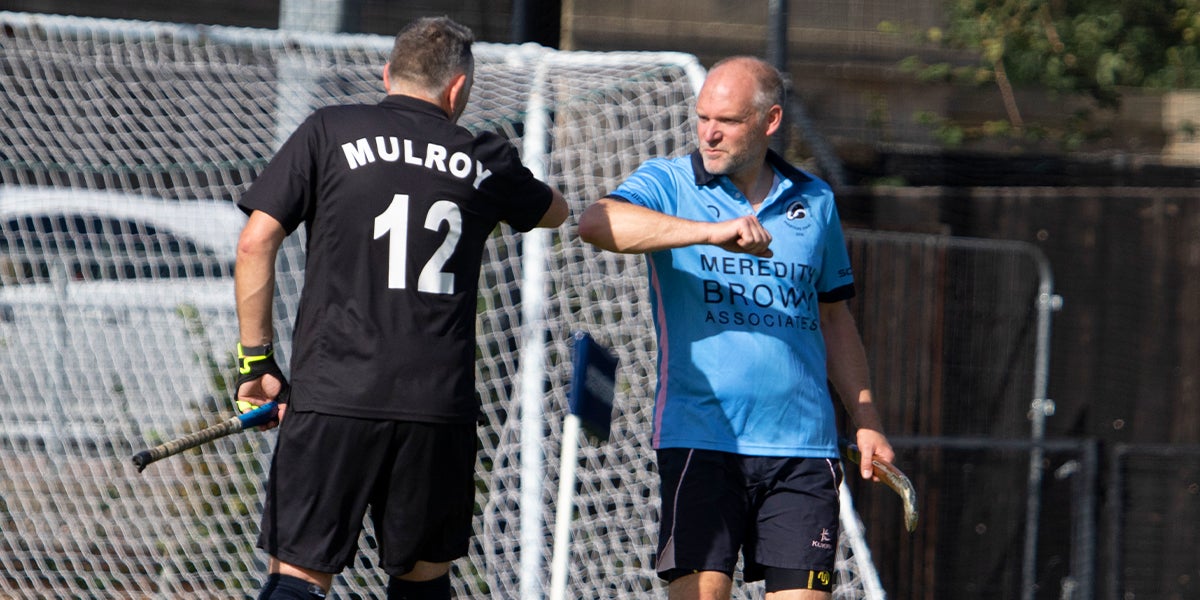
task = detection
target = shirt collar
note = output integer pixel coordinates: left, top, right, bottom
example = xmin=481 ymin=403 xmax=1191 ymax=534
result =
xmin=379 ymin=94 xmax=450 ymax=121
xmin=690 ymin=148 xmax=814 ymax=186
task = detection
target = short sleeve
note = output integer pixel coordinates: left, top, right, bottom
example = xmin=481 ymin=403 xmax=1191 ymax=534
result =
xmin=816 ymin=200 xmax=856 ymax=302
xmin=237 ymin=112 xmax=321 ymax=234
xmin=606 ymin=158 xmax=677 ymax=215
xmin=473 ymin=132 xmax=554 ymax=233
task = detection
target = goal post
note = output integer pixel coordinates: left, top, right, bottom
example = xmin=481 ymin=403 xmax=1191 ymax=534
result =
xmin=513 ymin=48 xmax=705 ymax=600
xmin=0 ymin=11 xmax=884 ymax=599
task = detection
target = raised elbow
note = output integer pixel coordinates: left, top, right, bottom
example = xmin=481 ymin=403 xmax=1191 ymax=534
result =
xmin=536 ymin=190 xmax=569 ymax=228
xmin=236 ymin=211 xmax=286 ymax=261
xmin=577 ymin=203 xmax=611 ymax=247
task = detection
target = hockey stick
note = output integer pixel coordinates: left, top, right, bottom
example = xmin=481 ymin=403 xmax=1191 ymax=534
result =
xmin=840 ymin=439 xmax=919 ymax=533
xmin=131 ymin=401 xmax=279 ymax=473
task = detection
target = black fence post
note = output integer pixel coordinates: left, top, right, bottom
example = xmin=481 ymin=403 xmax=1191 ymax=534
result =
xmin=512 ymin=0 xmax=562 ymax=48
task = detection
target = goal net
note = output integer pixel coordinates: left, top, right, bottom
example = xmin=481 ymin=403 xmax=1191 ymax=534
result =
xmin=0 ymin=11 xmax=883 ymax=599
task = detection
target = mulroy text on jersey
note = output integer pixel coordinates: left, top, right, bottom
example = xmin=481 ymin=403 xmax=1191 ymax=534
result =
xmin=340 ymin=135 xmax=493 ymax=189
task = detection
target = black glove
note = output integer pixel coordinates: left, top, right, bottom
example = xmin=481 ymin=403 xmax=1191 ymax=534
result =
xmin=234 ymin=342 xmax=289 ymax=413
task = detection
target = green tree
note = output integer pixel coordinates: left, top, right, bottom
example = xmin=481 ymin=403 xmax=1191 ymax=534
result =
xmin=890 ymin=0 xmax=1200 ymax=148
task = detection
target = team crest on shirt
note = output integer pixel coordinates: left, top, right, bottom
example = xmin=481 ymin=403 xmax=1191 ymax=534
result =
xmin=784 ymin=199 xmax=812 ymax=232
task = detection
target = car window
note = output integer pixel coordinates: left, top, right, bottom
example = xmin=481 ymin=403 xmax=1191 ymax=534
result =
xmin=0 ymin=214 xmax=233 ymax=285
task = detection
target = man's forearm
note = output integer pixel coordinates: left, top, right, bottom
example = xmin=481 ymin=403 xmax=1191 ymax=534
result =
xmin=578 ymin=198 xmax=712 ymax=254
xmin=235 ymin=260 xmax=276 ymax=346
xmin=235 ymin=211 xmax=285 ymax=345
xmin=821 ymin=302 xmax=883 ymax=431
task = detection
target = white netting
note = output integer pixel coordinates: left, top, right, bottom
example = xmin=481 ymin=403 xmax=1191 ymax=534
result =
xmin=0 ymin=11 xmax=881 ymax=599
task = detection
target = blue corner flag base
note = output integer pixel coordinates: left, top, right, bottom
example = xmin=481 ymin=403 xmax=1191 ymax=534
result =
xmin=568 ymin=331 xmax=618 ymax=442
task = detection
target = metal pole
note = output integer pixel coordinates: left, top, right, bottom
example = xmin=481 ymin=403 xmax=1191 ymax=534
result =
xmin=276 ymin=0 xmax=347 ymax=149
xmin=548 ymin=414 xmax=582 ymax=600
xmin=1074 ymin=439 xmax=1098 ymax=600
xmin=512 ymin=0 xmax=529 ymax=43
xmin=1021 ymin=251 xmax=1062 ymax=600
xmin=518 ymin=55 xmax=553 ymax=600
xmin=838 ymin=479 xmax=888 ymax=600
xmin=766 ymin=0 xmax=788 ymax=72
xmin=1105 ymin=444 xmax=1131 ymax=600
xmin=279 ymin=0 xmax=343 ymax=33
xmin=512 ymin=0 xmax=562 ymax=47
xmin=766 ymin=0 xmax=848 ymax=186
xmin=766 ymin=0 xmax=788 ymax=154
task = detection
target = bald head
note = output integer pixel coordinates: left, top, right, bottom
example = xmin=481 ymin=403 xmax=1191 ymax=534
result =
xmin=705 ymin=56 xmax=785 ymax=117
xmin=694 ymin=56 xmax=785 ymax=181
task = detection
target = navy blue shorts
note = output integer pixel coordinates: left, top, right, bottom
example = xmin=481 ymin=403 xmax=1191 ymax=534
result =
xmin=654 ymin=448 xmax=843 ymax=583
xmin=257 ymin=411 xmax=478 ymax=577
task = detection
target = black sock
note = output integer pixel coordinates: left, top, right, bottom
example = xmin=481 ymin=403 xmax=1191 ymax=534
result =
xmin=257 ymin=573 xmax=328 ymax=600
xmin=386 ymin=573 xmax=451 ymax=599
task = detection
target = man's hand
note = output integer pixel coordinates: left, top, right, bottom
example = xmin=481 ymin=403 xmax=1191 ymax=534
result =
xmin=234 ymin=343 xmax=288 ymax=429
xmin=709 ymin=214 xmax=773 ymax=257
xmin=854 ymin=428 xmax=894 ymax=481
xmin=236 ymin=375 xmax=287 ymax=423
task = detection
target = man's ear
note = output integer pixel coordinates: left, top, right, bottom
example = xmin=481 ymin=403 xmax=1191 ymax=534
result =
xmin=382 ymin=63 xmax=392 ymax=94
xmin=764 ymin=104 xmax=783 ymax=137
xmin=445 ymin=72 xmax=470 ymax=118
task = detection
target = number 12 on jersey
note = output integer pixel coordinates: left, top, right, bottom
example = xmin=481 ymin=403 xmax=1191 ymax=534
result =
xmin=374 ymin=193 xmax=462 ymax=294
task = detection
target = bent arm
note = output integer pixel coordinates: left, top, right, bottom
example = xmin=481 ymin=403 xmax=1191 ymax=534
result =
xmin=578 ymin=197 xmax=772 ymax=256
xmin=535 ymin=188 xmax=569 ymax=228
xmin=821 ymin=300 xmax=894 ymax=476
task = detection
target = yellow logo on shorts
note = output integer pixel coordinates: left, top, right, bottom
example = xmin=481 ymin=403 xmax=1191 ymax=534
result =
xmin=807 ymin=569 xmax=833 ymax=590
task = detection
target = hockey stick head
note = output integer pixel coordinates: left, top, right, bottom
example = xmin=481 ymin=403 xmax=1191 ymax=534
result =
xmin=840 ymin=439 xmax=919 ymax=533
xmin=131 ymin=449 xmax=156 ymax=473
xmin=568 ymin=331 xmax=618 ymax=442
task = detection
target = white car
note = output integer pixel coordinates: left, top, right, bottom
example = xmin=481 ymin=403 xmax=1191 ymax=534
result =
xmin=0 ymin=186 xmax=249 ymax=447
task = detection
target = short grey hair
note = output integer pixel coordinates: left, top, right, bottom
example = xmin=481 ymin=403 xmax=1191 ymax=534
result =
xmin=387 ymin=17 xmax=475 ymax=97
xmin=710 ymin=56 xmax=786 ymax=116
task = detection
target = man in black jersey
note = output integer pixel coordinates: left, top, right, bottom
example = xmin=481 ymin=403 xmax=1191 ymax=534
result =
xmin=232 ymin=17 xmax=568 ymax=600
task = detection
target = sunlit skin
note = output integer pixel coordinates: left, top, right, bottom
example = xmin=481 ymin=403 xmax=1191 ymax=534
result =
xmin=577 ymin=58 xmax=895 ymax=600
xmin=664 ymin=58 xmax=890 ymax=600
xmin=695 ymin=58 xmax=782 ymax=205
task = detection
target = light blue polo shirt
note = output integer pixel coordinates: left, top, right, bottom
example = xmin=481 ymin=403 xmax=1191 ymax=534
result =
xmin=609 ymin=150 xmax=854 ymax=458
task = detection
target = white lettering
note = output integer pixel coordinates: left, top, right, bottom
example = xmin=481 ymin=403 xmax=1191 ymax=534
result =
xmin=376 ymin=136 xmax=400 ymax=162
xmin=404 ymin=139 xmax=423 ymax=166
xmin=448 ymin=152 xmax=472 ymax=178
xmin=342 ymin=138 xmax=375 ymax=169
xmin=473 ymin=161 xmax=492 ymax=189
xmin=341 ymin=136 xmax=491 ymax=188
xmin=424 ymin=143 xmax=448 ymax=172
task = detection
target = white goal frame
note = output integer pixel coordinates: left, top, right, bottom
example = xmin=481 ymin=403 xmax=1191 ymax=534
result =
xmin=0 ymin=11 xmax=884 ymax=599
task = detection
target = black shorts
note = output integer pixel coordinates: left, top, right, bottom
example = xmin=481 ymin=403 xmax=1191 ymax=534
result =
xmin=257 ymin=411 xmax=478 ymax=577
xmin=654 ymin=448 xmax=843 ymax=583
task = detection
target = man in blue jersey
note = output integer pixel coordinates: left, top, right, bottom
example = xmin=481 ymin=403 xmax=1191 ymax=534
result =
xmin=578 ymin=56 xmax=894 ymax=600
xmin=233 ymin=17 xmax=567 ymax=600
